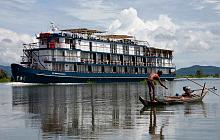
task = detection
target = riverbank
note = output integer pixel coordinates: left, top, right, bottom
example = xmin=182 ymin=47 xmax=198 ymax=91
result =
xmin=176 ymin=75 xmax=220 ymax=79
xmin=175 ymin=77 xmax=220 ymax=81
xmin=0 ymin=78 xmax=11 ymax=83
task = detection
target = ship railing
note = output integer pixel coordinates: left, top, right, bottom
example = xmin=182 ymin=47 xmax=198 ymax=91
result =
xmin=171 ymin=63 xmax=176 ymax=68
xmin=133 ymin=40 xmax=150 ymax=47
xmin=39 ymin=55 xmax=79 ymax=63
xmin=20 ymin=56 xmax=29 ymax=64
xmin=62 ymin=32 xmax=175 ymax=54
xmin=23 ymin=43 xmax=38 ymax=50
xmin=39 ymin=54 xmax=175 ymax=68
xmin=81 ymin=58 xmax=85 ymax=63
xmin=158 ymin=63 xmax=175 ymax=68
xmin=32 ymin=51 xmax=46 ymax=69
xmin=72 ymin=33 xmax=153 ymax=48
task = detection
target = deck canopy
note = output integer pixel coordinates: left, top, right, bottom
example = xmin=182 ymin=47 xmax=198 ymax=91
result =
xmin=99 ymin=35 xmax=133 ymax=39
xmin=61 ymin=28 xmax=105 ymax=34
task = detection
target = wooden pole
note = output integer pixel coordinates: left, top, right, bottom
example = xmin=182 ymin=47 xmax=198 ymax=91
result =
xmin=187 ymin=78 xmax=220 ymax=97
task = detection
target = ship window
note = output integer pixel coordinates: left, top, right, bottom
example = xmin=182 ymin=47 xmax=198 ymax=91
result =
xmin=70 ymin=39 xmax=75 ymax=49
xmin=143 ymin=57 xmax=146 ymax=65
xmin=110 ymin=44 xmax=117 ymax=53
xmin=113 ymin=66 xmax=116 ymax=72
xmin=62 ymin=51 xmax=65 ymax=56
xmin=93 ymin=53 xmax=96 ymax=63
xmin=65 ymin=39 xmax=70 ymax=44
xmin=88 ymin=65 xmax=92 ymax=72
xmin=123 ymin=45 xmax=129 ymax=54
xmin=101 ymin=66 xmax=105 ymax=73
xmin=70 ymin=39 xmax=73 ymax=44
xmin=56 ymin=38 xmax=59 ymax=43
xmin=135 ymin=67 xmax=138 ymax=73
xmin=120 ymin=55 xmax=123 ymax=65
xmin=132 ymin=56 xmax=135 ymax=63
xmin=140 ymin=68 xmax=142 ymax=74
xmin=41 ymin=39 xmax=47 ymax=45
xmin=135 ymin=47 xmax=140 ymax=55
xmin=74 ymin=64 xmax=77 ymax=71
xmin=110 ymin=44 xmax=113 ymax=53
xmin=89 ymin=42 xmax=92 ymax=51
xmin=125 ymin=67 xmax=127 ymax=73
xmin=101 ymin=54 xmax=103 ymax=62
xmin=169 ymin=69 xmax=171 ymax=74
xmin=107 ymin=54 xmax=110 ymax=61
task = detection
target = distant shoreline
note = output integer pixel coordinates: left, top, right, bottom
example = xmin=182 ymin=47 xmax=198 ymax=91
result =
xmin=0 ymin=78 xmax=10 ymax=83
xmin=175 ymin=77 xmax=220 ymax=81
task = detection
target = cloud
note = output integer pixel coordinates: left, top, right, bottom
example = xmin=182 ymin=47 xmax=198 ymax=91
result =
xmin=108 ymin=7 xmax=220 ymax=68
xmin=10 ymin=0 xmax=36 ymax=4
xmin=0 ymin=0 xmax=37 ymax=11
xmin=63 ymin=0 xmax=117 ymax=21
xmin=192 ymin=0 xmax=220 ymax=14
xmin=108 ymin=7 xmax=178 ymax=50
xmin=108 ymin=7 xmax=217 ymax=53
xmin=0 ymin=28 xmax=34 ymax=65
xmin=195 ymin=5 xmax=205 ymax=10
xmin=203 ymin=0 xmax=220 ymax=11
xmin=177 ymin=30 xmax=216 ymax=53
xmin=190 ymin=1 xmax=205 ymax=10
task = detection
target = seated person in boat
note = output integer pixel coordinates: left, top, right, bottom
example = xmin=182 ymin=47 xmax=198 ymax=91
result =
xmin=182 ymin=86 xmax=194 ymax=97
xmin=147 ymin=70 xmax=168 ymax=102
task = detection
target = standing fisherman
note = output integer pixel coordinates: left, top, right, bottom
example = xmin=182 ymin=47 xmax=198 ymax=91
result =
xmin=147 ymin=71 xmax=168 ymax=102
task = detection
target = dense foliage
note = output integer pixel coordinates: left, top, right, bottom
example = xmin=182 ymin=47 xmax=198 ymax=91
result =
xmin=176 ymin=69 xmax=220 ymax=78
xmin=0 ymin=69 xmax=7 ymax=79
xmin=0 ymin=69 xmax=10 ymax=82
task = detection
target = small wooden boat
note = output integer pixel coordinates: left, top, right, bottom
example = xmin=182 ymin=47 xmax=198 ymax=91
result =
xmin=139 ymin=85 xmax=209 ymax=107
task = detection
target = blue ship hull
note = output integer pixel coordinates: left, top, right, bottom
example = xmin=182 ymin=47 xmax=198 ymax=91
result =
xmin=11 ymin=63 xmax=175 ymax=83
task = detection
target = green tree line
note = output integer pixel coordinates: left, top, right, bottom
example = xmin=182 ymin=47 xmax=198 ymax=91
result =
xmin=176 ymin=69 xmax=220 ymax=78
xmin=0 ymin=69 xmax=10 ymax=82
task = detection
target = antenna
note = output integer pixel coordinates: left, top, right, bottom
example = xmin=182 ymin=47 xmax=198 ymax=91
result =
xmin=50 ymin=22 xmax=59 ymax=32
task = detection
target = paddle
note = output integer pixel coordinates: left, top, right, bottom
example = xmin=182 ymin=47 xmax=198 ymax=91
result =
xmin=201 ymin=83 xmax=206 ymax=97
xmin=193 ymin=87 xmax=217 ymax=91
xmin=187 ymin=78 xmax=220 ymax=97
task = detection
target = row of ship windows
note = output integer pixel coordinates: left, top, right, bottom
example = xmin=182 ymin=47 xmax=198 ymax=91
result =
xmin=39 ymin=56 xmax=171 ymax=67
xmin=49 ymin=64 xmax=171 ymax=74
xmin=40 ymin=38 xmax=172 ymax=57
xmin=37 ymin=51 xmax=172 ymax=63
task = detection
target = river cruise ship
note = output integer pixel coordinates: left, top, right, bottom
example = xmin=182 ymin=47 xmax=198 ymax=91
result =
xmin=11 ymin=25 xmax=175 ymax=83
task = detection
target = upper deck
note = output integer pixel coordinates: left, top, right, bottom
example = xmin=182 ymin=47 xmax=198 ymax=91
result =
xmin=31 ymin=28 xmax=173 ymax=58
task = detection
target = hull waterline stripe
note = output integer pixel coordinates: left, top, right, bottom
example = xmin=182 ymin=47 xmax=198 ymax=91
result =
xmin=36 ymin=73 xmax=174 ymax=79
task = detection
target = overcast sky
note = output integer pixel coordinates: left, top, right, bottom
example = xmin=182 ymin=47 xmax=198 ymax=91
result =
xmin=0 ymin=0 xmax=220 ymax=69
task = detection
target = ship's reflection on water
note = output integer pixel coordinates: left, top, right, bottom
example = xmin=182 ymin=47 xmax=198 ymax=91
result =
xmin=11 ymin=82 xmax=209 ymax=139
xmin=12 ymin=83 xmax=147 ymax=139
